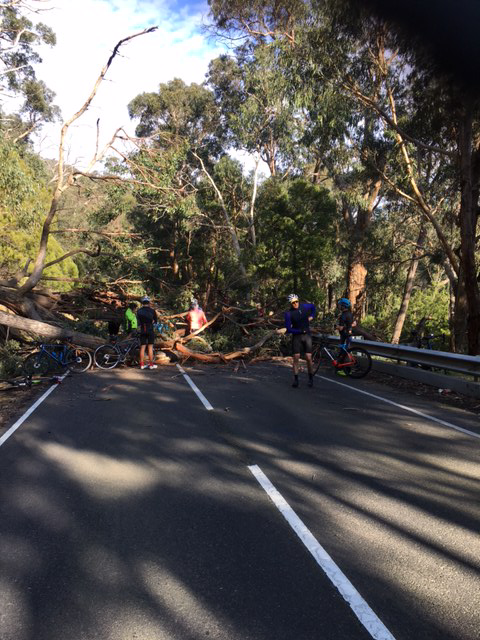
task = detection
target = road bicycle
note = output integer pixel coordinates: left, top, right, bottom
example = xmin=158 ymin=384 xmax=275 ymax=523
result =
xmin=311 ymin=334 xmax=372 ymax=379
xmin=94 ymin=334 xmax=144 ymax=369
xmin=23 ymin=339 xmax=92 ymax=375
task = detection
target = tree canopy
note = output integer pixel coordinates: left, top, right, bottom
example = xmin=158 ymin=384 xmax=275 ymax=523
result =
xmin=1 ymin=0 xmax=480 ymax=354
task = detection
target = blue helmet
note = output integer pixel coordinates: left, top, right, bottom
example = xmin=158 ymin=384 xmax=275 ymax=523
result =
xmin=338 ymin=298 xmax=351 ymax=309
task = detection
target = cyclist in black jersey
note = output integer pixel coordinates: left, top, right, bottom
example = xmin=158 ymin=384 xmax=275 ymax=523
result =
xmin=137 ymin=296 xmax=158 ymax=369
xmin=335 ymin=298 xmax=355 ymax=365
xmin=284 ymin=293 xmax=316 ymax=388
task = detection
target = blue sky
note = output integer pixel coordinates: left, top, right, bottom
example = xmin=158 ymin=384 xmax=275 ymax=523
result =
xmin=32 ymin=0 xmax=225 ymax=167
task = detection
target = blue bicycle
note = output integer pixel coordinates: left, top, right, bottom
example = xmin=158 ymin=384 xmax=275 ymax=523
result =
xmin=23 ymin=340 xmax=92 ymax=375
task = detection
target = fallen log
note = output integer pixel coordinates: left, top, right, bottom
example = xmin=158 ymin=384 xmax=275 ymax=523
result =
xmin=174 ymin=328 xmax=286 ymax=363
xmin=0 ymin=310 xmax=103 ymax=349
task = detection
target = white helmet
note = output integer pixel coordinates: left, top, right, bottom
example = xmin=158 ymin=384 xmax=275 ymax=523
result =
xmin=288 ymin=294 xmax=299 ymax=303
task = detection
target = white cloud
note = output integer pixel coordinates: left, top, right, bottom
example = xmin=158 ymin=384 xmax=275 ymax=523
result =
xmin=30 ymin=0 xmax=225 ymax=167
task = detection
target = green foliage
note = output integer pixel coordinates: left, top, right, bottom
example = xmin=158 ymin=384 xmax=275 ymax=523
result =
xmin=0 ymin=140 xmax=77 ymax=289
xmin=404 ymin=284 xmax=450 ymax=338
xmin=255 ymin=177 xmax=337 ymax=301
xmin=0 ymin=4 xmax=59 ymax=136
xmin=0 ymin=341 xmax=23 ymax=379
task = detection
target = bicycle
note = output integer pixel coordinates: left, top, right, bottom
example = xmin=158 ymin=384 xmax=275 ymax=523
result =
xmin=402 ymin=330 xmax=448 ymax=370
xmin=23 ymin=339 xmax=92 ymax=375
xmin=94 ymin=334 xmax=143 ymax=369
xmin=311 ymin=334 xmax=372 ymax=378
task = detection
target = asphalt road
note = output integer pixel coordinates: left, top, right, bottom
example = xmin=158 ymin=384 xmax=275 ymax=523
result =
xmin=0 ymin=362 xmax=478 ymax=640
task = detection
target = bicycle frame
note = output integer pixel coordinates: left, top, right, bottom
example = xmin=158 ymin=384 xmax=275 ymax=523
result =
xmin=317 ymin=342 xmax=354 ymax=369
xmin=116 ymin=337 xmax=140 ymax=360
xmin=38 ymin=343 xmax=70 ymax=367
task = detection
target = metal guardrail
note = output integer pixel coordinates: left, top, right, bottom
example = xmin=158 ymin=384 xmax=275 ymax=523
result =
xmin=321 ymin=335 xmax=480 ymax=379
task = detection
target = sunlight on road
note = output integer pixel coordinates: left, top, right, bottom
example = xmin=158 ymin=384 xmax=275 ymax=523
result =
xmin=39 ymin=443 xmax=159 ymax=499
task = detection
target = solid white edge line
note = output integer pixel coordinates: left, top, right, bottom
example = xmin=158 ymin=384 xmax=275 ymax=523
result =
xmin=0 ymin=373 xmax=68 ymax=448
xmin=248 ymin=464 xmax=396 ymax=640
xmin=176 ymin=364 xmax=214 ymax=411
xmin=317 ymin=375 xmax=480 ymax=440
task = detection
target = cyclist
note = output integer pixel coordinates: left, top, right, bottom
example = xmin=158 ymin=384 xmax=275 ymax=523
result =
xmin=284 ymin=294 xmax=316 ymax=388
xmin=335 ymin=298 xmax=355 ymax=367
xmin=186 ymin=298 xmax=208 ymax=335
xmin=124 ymin=302 xmax=138 ymax=336
xmin=137 ymin=296 xmax=158 ymax=370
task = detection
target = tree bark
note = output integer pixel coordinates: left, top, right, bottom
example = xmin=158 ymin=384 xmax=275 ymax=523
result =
xmin=347 ymin=254 xmax=367 ymax=318
xmin=0 ymin=310 xmax=103 ymax=348
xmin=456 ymin=99 xmax=480 ymax=354
xmin=391 ymin=223 xmax=427 ymax=343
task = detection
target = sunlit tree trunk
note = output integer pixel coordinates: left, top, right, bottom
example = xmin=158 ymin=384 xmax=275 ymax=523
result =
xmin=391 ymin=223 xmax=427 ymax=343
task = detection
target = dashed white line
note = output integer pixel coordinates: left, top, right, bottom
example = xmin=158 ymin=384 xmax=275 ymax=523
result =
xmin=0 ymin=374 xmax=68 ymax=448
xmin=176 ymin=364 xmax=213 ymax=410
xmin=316 ymin=375 xmax=480 ymax=439
xmin=248 ymin=464 xmax=397 ymax=640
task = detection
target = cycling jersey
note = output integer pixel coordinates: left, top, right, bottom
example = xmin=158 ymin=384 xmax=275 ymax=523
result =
xmin=337 ymin=310 xmax=354 ymax=344
xmin=284 ymin=303 xmax=316 ymax=335
xmin=124 ymin=308 xmax=138 ymax=333
xmin=137 ymin=306 xmax=157 ymax=332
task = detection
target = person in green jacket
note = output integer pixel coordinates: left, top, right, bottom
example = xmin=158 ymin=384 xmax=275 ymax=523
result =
xmin=124 ymin=302 xmax=138 ymax=336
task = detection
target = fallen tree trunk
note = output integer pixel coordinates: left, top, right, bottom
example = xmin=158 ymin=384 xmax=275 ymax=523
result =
xmin=0 ymin=310 xmax=103 ymax=349
xmin=174 ymin=328 xmax=286 ymax=363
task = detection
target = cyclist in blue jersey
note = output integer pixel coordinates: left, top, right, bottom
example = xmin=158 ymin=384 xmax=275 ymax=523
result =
xmin=284 ymin=294 xmax=316 ymax=388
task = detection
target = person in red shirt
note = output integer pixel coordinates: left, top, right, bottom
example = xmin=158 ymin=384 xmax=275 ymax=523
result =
xmin=186 ymin=299 xmax=207 ymax=335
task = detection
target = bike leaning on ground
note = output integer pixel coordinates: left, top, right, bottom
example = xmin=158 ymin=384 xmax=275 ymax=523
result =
xmin=94 ymin=333 xmax=144 ymax=369
xmin=23 ymin=339 xmax=92 ymax=375
xmin=311 ymin=334 xmax=372 ymax=378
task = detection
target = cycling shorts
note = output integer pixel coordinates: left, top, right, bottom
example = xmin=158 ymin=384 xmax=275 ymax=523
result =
xmin=140 ymin=328 xmax=155 ymax=345
xmin=292 ymin=333 xmax=312 ymax=355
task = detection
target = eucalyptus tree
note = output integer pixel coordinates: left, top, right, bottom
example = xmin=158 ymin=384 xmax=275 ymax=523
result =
xmin=208 ymin=0 xmax=480 ymax=353
xmin=128 ymin=78 xmax=250 ymax=285
xmin=0 ymin=0 xmax=58 ymax=141
xmin=254 ymin=177 xmax=336 ymax=302
xmin=207 ymin=41 xmax=299 ymax=179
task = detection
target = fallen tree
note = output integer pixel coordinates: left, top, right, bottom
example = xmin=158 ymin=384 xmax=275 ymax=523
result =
xmin=0 ymin=311 xmax=103 ymax=349
xmin=173 ymin=328 xmax=287 ymax=363
xmin=0 ymin=28 xmax=157 ymax=326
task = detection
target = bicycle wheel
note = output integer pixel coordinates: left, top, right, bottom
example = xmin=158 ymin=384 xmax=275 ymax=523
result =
xmin=94 ymin=344 xmax=121 ymax=369
xmin=345 ymin=346 xmax=372 ymax=378
xmin=23 ymin=352 xmax=51 ymax=376
xmin=66 ymin=348 xmax=92 ymax=373
xmin=311 ymin=344 xmax=325 ymax=375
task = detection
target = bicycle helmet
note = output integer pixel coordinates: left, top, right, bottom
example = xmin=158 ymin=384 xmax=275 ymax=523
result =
xmin=288 ymin=293 xmax=299 ymax=303
xmin=141 ymin=296 xmax=150 ymax=303
xmin=338 ymin=298 xmax=351 ymax=309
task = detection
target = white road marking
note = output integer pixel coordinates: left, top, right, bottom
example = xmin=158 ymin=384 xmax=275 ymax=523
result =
xmin=176 ymin=364 xmax=213 ymax=410
xmin=248 ymin=464 xmax=397 ymax=640
xmin=0 ymin=374 xmax=68 ymax=449
xmin=316 ymin=375 xmax=480 ymax=440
